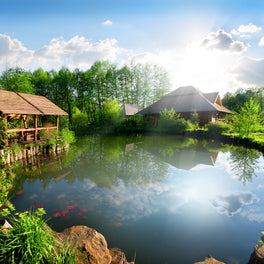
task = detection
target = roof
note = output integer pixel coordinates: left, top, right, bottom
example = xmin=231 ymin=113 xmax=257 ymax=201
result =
xmin=139 ymin=86 xmax=234 ymax=115
xmin=123 ymin=104 xmax=143 ymax=116
xmin=0 ymin=90 xmax=68 ymax=116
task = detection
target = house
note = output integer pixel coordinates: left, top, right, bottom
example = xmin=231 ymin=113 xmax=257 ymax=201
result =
xmin=123 ymin=104 xmax=143 ymax=117
xmin=138 ymin=86 xmax=233 ymax=126
xmin=0 ymin=90 xmax=68 ymax=146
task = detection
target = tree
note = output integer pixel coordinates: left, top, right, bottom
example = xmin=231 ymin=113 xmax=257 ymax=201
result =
xmin=232 ymin=97 xmax=262 ymax=137
xmin=0 ymin=67 xmax=35 ymax=94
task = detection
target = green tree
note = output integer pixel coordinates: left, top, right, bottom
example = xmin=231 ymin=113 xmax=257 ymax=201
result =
xmin=232 ymin=98 xmax=262 ymax=137
xmin=0 ymin=67 xmax=34 ymax=94
xmin=101 ymin=99 xmax=123 ymax=127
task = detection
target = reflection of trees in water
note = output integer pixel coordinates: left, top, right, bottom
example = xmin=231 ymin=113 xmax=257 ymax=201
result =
xmin=229 ymin=147 xmax=261 ymax=185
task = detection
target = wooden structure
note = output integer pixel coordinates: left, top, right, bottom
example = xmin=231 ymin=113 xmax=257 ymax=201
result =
xmin=0 ymin=90 xmax=68 ymax=146
xmin=139 ymin=86 xmax=234 ymax=126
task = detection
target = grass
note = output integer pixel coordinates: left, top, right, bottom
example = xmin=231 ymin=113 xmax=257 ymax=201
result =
xmin=0 ymin=208 xmax=82 ymax=264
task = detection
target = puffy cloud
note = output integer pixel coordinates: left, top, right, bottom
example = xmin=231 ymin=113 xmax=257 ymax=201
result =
xmin=230 ymin=57 xmax=264 ymax=87
xmin=0 ymin=34 xmax=33 ymax=65
xmin=0 ymin=34 xmax=125 ymax=71
xmin=201 ymin=30 xmax=247 ymax=53
xmin=34 ymin=36 xmax=122 ymax=69
xmin=259 ymin=37 xmax=264 ymax=46
xmin=232 ymin=23 xmax=262 ymax=34
xmin=102 ymin=20 xmax=113 ymax=26
xmin=211 ymin=192 xmax=256 ymax=217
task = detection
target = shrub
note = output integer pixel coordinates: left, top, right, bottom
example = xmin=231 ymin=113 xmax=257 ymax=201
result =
xmin=207 ymin=121 xmax=231 ymax=136
xmin=60 ymin=128 xmax=76 ymax=147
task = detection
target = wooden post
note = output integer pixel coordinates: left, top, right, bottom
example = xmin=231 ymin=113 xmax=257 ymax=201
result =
xmin=34 ymin=115 xmax=38 ymax=141
xmin=4 ymin=115 xmax=8 ymax=147
xmin=56 ymin=115 xmax=59 ymax=134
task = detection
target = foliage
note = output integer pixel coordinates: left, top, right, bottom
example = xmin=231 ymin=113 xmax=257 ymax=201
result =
xmin=0 ymin=67 xmax=34 ymax=94
xmin=0 ymin=208 xmax=55 ymax=264
xmin=0 ymin=119 xmax=6 ymax=148
xmin=60 ymin=128 xmax=76 ymax=147
xmin=0 ymin=62 xmax=170 ymax=129
xmin=207 ymin=121 xmax=231 ymax=136
xmin=0 ymin=166 xmax=16 ymax=216
xmin=232 ymin=98 xmax=262 ymax=137
xmin=0 ymin=208 xmax=82 ymax=264
xmin=190 ymin=110 xmax=200 ymax=129
xmin=100 ymin=99 xmax=124 ymax=127
xmin=72 ymin=107 xmax=89 ymax=129
xmin=158 ymin=108 xmax=191 ymax=133
xmin=229 ymin=146 xmax=261 ymax=185
xmin=222 ymin=87 xmax=264 ymax=113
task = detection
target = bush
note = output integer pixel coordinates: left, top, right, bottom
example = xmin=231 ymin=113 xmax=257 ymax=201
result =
xmin=207 ymin=121 xmax=231 ymax=136
xmin=60 ymin=128 xmax=76 ymax=147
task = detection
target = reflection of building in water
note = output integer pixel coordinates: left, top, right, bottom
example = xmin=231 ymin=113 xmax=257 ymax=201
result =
xmin=125 ymin=143 xmax=135 ymax=153
xmin=146 ymin=147 xmax=218 ymax=170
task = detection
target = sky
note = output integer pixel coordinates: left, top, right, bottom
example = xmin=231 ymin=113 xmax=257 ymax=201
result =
xmin=1 ymin=0 xmax=264 ymax=95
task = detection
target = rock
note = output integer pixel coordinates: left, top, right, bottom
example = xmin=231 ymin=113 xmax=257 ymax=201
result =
xmin=55 ymin=225 xmax=111 ymax=264
xmin=55 ymin=225 xmax=132 ymax=264
xmin=109 ymin=248 xmax=134 ymax=264
xmin=194 ymin=255 xmax=226 ymax=264
xmin=248 ymin=244 xmax=264 ymax=264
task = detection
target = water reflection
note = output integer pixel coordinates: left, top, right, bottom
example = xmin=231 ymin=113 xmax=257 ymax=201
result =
xmin=7 ymin=135 xmax=264 ymax=264
xmin=229 ymin=147 xmax=262 ymax=185
xmin=140 ymin=136 xmax=219 ymax=170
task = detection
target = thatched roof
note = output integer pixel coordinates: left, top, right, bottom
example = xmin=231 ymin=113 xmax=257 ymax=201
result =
xmin=0 ymin=90 xmax=68 ymax=116
xmin=139 ymin=86 xmax=233 ymax=115
xmin=123 ymin=104 xmax=143 ymax=116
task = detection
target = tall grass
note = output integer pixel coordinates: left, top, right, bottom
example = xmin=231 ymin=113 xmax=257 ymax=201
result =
xmin=0 ymin=208 xmax=81 ymax=264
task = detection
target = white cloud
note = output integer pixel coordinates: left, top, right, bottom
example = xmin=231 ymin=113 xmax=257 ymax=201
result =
xmin=102 ymin=20 xmax=113 ymax=26
xmin=259 ymin=37 xmax=264 ymax=46
xmin=0 ymin=34 xmax=33 ymax=66
xmin=0 ymin=34 xmax=125 ymax=71
xmin=237 ymin=23 xmax=262 ymax=34
xmin=201 ymin=30 xmax=247 ymax=53
xmin=230 ymin=57 xmax=264 ymax=87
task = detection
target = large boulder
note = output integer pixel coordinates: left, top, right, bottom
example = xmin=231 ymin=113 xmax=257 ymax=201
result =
xmin=55 ymin=225 xmax=133 ymax=264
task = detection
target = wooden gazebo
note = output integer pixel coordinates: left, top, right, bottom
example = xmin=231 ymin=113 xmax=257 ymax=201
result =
xmin=0 ymin=90 xmax=68 ymax=146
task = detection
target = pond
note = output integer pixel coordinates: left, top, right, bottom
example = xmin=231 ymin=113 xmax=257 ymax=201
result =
xmin=9 ymin=134 xmax=264 ymax=264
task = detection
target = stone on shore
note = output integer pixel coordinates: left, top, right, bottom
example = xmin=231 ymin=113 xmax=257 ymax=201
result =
xmin=55 ymin=225 xmax=133 ymax=264
xmin=194 ymin=255 xmax=226 ymax=264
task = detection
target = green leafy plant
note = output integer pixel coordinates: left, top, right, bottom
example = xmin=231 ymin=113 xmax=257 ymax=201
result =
xmin=60 ymin=128 xmax=76 ymax=147
xmin=0 ymin=208 xmax=55 ymax=264
xmin=207 ymin=121 xmax=231 ymax=136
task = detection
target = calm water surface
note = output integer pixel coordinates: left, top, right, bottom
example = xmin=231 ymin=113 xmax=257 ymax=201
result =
xmin=10 ymin=135 xmax=264 ymax=264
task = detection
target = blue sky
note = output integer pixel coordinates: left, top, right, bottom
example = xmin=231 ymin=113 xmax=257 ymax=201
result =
xmin=1 ymin=0 xmax=264 ymax=95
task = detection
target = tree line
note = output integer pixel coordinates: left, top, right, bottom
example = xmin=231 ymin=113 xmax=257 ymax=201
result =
xmin=0 ymin=61 xmax=170 ymax=127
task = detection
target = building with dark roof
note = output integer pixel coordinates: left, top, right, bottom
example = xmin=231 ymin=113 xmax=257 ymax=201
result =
xmin=139 ymin=86 xmax=233 ymax=125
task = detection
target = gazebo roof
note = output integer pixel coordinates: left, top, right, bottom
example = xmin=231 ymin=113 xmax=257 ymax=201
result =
xmin=0 ymin=90 xmax=68 ymax=116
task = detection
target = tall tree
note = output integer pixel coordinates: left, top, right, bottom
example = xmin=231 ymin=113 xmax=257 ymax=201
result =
xmin=0 ymin=67 xmax=35 ymax=94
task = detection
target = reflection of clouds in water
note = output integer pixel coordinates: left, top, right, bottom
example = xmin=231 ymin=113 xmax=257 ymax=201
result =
xmin=241 ymin=209 xmax=264 ymax=223
xmin=211 ymin=192 xmax=257 ymax=217
xmin=28 ymin=194 xmax=38 ymax=200
xmin=57 ymin=193 xmax=67 ymax=199
xmin=79 ymin=178 xmax=189 ymax=222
